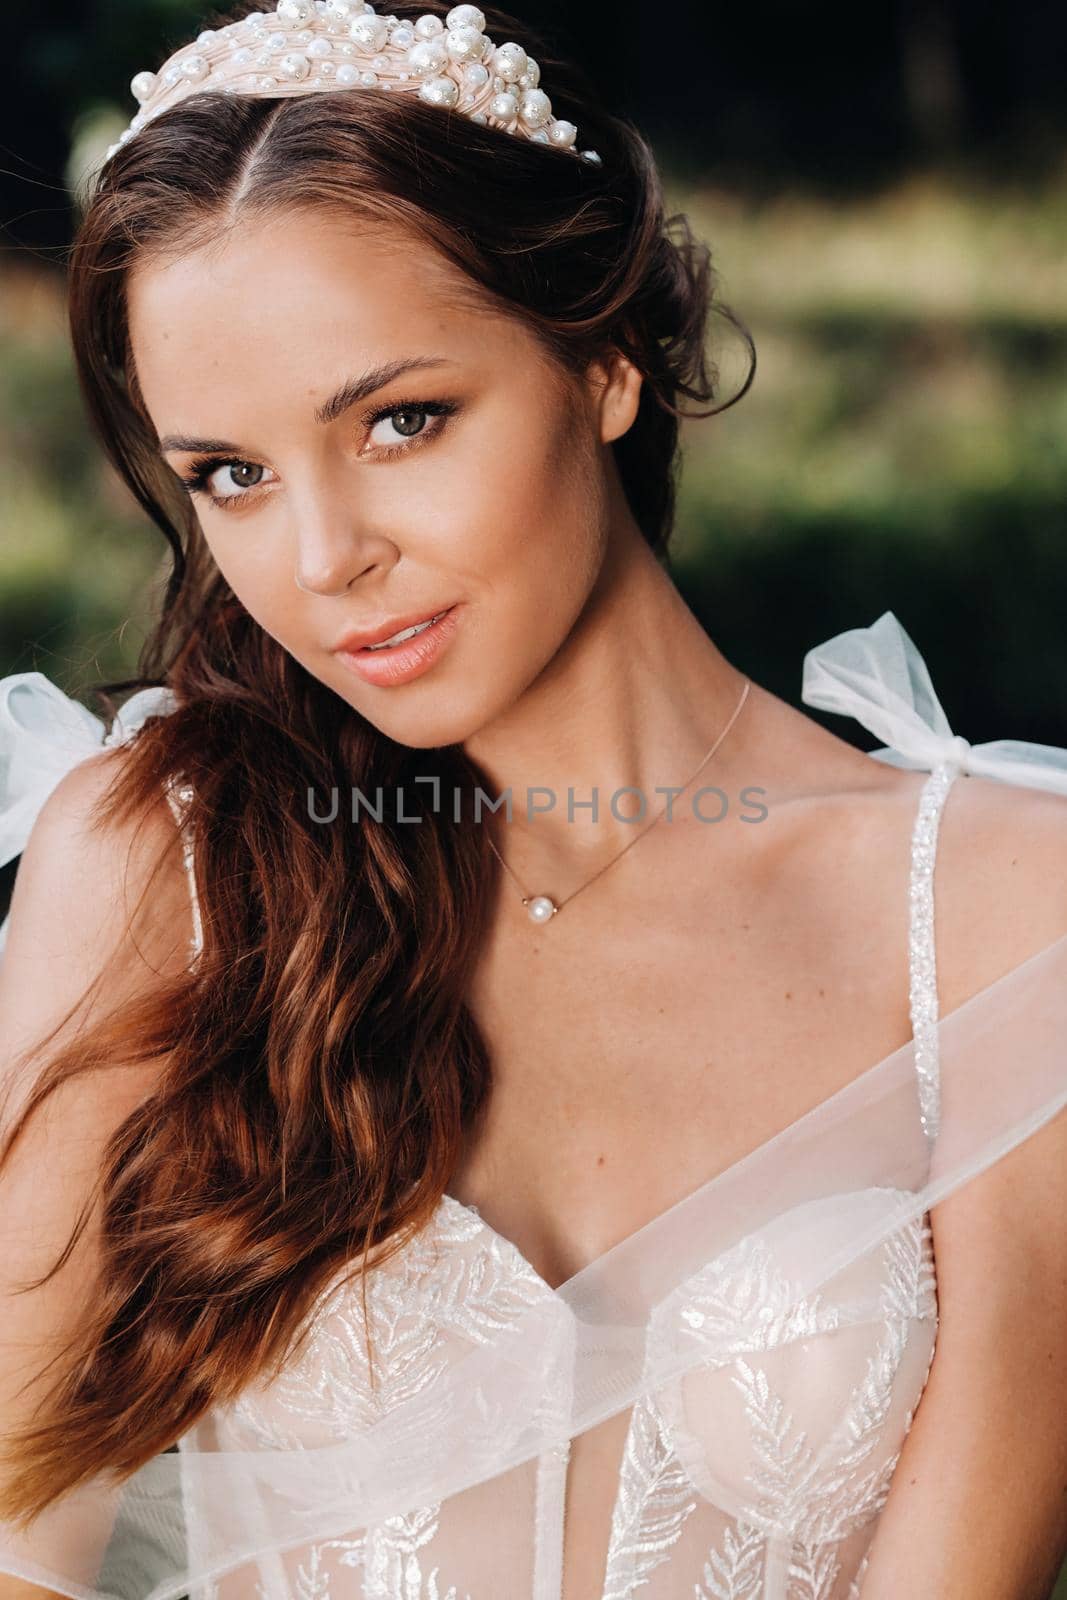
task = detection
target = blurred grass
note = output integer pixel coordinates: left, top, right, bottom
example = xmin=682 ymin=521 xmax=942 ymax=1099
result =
xmin=677 ymin=171 xmax=1067 ymax=527
xmin=0 ymin=268 xmax=164 ymax=694
xmin=663 ymin=171 xmax=1067 ymax=747
xmin=1 ymin=168 xmax=1067 ymax=1588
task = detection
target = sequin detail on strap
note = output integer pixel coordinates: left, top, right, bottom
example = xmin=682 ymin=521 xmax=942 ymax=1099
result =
xmin=163 ymin=776 xmax=203 ymax=961
xmin=907 ymin=761 xmax=958 ymax=1142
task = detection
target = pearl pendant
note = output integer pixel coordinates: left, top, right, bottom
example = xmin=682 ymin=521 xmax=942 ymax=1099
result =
xmin=525 ymin=895 xmax=557 ymax=924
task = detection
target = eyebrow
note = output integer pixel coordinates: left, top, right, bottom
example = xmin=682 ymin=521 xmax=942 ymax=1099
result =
xmin=157 ymin=356 xmax=457 ymax=455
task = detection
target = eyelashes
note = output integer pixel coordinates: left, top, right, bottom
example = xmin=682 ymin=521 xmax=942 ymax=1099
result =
xmin=177 ymin=397 xmax=460 ymax=512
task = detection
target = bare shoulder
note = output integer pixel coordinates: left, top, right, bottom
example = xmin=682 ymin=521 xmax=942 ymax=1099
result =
xmin=869 ymin=776 xmax=1067 ymax=1600
xmin=0 ymin=746 xmax=197 ymax=1511
xmin=933 ymin=770 xmax=1067 ymax=1014
xmin=0 ymin=744 xmax=196 ymax=1104
xmin=752 ymin=689 xmax=1067 ymax=1008
xmin=918 ymin=773 xmax=1067 ymax=1544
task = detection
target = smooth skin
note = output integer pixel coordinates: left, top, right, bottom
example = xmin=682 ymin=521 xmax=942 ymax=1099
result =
xmin=2 ymin=206 xmax=1067 ymax=1596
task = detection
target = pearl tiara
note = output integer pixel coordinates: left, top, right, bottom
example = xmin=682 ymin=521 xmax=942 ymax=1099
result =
xmin=106 ymin=0 xmax=602 ymax=166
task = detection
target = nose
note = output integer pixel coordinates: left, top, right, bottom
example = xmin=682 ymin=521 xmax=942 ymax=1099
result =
xmin=292 ymin=502 xmax=399 ymax=597
xmin=294 ymin=564 xmax=355 ymax=596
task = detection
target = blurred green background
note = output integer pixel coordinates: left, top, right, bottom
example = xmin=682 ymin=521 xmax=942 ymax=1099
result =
xmin=2 ymin=4 xmax=1067 ymax=1586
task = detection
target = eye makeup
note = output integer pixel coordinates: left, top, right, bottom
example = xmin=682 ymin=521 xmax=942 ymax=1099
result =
xmin=175 ymin=396 xmax=460 ymax=511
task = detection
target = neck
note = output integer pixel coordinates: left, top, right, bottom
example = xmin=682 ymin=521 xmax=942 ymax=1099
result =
xmin=461 ymin=516 xmax=752 ymax=877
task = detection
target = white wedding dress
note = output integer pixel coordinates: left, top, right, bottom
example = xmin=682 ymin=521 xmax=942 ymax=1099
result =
xmin=1 ymin=610 xmax=1067 ymax=1600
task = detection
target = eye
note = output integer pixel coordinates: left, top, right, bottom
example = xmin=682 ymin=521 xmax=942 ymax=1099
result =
xmin=362 ymin=398 xmax=458 ymax=459
xmin=175 ymin=397 xmax=458 ymax=513
xmin=178 ymin=458 xmax=277 ymax=509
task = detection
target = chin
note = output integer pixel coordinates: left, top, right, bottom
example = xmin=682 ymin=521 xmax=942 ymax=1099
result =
xmin=342 ymin=692 xmax=497 ymax=754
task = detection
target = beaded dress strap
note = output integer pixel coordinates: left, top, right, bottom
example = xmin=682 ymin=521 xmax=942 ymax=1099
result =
xmin=907 ymin=761 xmax=959 ymax=1142
xmin=163 ymin=777 xmax=203 ymax=962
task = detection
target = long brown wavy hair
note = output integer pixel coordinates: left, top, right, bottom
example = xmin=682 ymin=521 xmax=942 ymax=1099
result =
xmin=0 ymin=0 xmax=755 ymax=1525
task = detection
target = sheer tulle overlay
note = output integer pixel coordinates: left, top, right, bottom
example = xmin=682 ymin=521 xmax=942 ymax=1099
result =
xmin=1 ymin=611 xmax=1066 ymax=1600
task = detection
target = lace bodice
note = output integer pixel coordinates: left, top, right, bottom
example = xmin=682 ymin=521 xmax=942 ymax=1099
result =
xmin=3 ymin=611 xmax=1067 ymax=1600
xmin=170 ymin=761 xmax=952 ymax=1600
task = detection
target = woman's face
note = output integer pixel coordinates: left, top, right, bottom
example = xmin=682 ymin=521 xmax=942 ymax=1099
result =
xmin=127 ymin=207 xmax=642 ymax=748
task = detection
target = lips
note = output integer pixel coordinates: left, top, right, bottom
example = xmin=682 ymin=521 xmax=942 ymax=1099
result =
xmin=334 ymin=605 xmax=455 ymax=654
xmin=334 ymin=602 xmax=462 ymax=687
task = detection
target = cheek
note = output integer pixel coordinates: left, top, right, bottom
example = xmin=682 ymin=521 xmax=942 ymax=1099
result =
xmin=203 ymin=533 xmax=303 ymax=642
xmin=460 ymin=392 xmax=601 ymax=592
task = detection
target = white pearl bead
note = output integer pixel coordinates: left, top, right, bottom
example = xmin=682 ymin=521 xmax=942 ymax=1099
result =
xmin=407 ymin=38 xmax=447 ymax=74
xmin=489 ymin=90 xmax=518 ymax=119
xmin=350 ymin=13 xmax=389 ymax=48
xmin=548 ymin=118 xmax=577 ymax=147
xmin=294 ymin=29 xmax=314 ymax=43
xmin=360 ymin=69 xmax=379 ymax=84
xmin=580 ymin=149 xmax=602 ymax=164
xmin=389 ymin=22 xmax=415 ymax=47
xmin=231 ymin=46 xmax=255 ymax=66
xmin=335 ymin=62 xmax=361 ymax=85
xmin=526 ymin=895 xmax=556 ymax=924
xmin=518 ymin=88 xmax=551 ymax=127
xmin=446 ymin=4 xmax=485 ymax=30
xmin=418 ymin=74 xmax=459 ymax=107
xmin=491 ymin=41 xmax=527 ymax=81
xmin=413 ymin=12 xmax=444 ymax=36
xmin=278 ymin=51 xmax=311 ymax=78
xmin=307 ymin=35 xmax=333 ymax=56
xmin=163 ymin=64 xmax=182 ymax=86
xmin=444 ymin=25 xmax=484 ymax=62
xmin=276 ymin=0 xmax=315 ymax=22
xmin=256 ymin=74 xmax=278 ymax=88
xmin=197 ymin=30 xmax=217 ymax=44
xmin=371 ymin=52 xmax=390 ymax=67
xmin=326 ymin=0 xmax=361 ymax=15
xmin=130 ymin=69 xmax=157 ymax=102
xmin=522 ymin=57 xmax=540 ymax=87
xmin=269 ymin=33 xmax=290 ymax=50
xmin=462 ymin=61 xmax=489 ymax=87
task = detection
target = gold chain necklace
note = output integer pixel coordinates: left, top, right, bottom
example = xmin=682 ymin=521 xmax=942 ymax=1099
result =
xmin=486 ymin=678 xmax=752 ymax=923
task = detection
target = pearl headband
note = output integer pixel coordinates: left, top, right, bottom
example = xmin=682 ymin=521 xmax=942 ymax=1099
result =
xmin=106 ymin=0 xmax=602 ymax=166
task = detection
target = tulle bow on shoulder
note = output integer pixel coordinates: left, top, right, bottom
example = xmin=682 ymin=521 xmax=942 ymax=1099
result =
xmin=802 ymin=609 xmax=1067 ymax=795
xmin=0 ymin=670 xmax=177 ymax=949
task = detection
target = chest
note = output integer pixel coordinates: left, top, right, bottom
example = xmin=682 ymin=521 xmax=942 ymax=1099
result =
xmin=451 ymin=813 xmax=915 ymax=1289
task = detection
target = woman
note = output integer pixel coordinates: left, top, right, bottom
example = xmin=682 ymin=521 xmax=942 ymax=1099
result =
xmin=2 ymin=2 xmax=1067 ymax=1596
